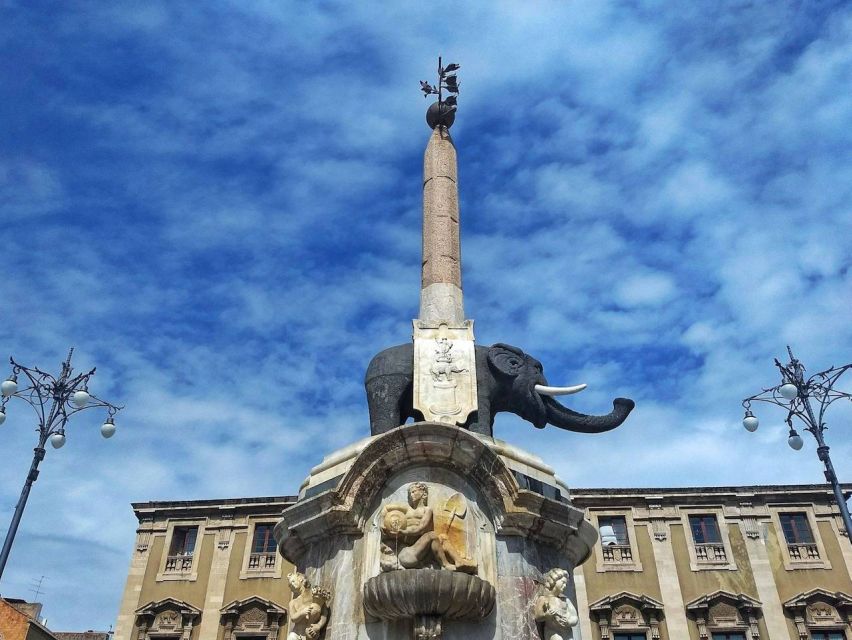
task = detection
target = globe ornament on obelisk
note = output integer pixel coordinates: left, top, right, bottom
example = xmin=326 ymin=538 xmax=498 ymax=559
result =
xmin=413 ymin=58 xmax=478 ymax=426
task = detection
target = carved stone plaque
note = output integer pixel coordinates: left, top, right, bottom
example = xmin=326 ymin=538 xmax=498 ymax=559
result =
xmin=412 ymin=320 xmax=477 ymax=425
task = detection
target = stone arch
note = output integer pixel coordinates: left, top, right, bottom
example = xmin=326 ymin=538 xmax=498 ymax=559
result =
xmin=275 ymin=422 xmax=595 ymax=566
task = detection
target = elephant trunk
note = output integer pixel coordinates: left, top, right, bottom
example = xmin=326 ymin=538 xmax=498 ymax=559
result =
xmin=542 ymin=395 xmax=635 ymax=433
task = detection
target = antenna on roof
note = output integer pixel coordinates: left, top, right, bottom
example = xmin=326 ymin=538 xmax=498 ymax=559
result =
xmin=29 ymin=575 xmax=47 ymax=602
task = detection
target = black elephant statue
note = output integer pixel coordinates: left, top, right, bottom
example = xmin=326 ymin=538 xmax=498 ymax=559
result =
xmin=365 ymin=342 xmax=635 ymax=436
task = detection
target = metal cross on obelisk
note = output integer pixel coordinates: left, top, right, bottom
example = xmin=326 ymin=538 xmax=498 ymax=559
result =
xmin=412 ymin=58 xmax=478 ymax=426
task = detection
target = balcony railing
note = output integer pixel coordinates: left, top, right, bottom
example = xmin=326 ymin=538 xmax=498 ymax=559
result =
xmin=787 ymin=543 xmax=820 ymax=560
xmin=694 ymin=543 xmax=727 ymax=562
xmin=165 ymin=554 xmax=194 ymax=573
xmin=602 ymin=544 xmax=633 ymax=563
xmin=248 ymin=552 xmax=277 ymax=570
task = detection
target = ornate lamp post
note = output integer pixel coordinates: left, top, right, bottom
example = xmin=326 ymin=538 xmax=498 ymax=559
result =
xmin=741 ymin=346 xmax=852 ymax=538
xmin=0 ymin=348 xmax=123 ymax=582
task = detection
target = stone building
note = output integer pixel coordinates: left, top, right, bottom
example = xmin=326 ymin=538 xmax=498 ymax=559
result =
xmin=114 ymin=481 xmax=852 ymax=640
xmin=0 ymin=598 xmax=58 ymax=640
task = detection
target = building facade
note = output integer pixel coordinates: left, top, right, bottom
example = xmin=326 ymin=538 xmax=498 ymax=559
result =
xmin=114 ymin=484 xmax=852 ymax=640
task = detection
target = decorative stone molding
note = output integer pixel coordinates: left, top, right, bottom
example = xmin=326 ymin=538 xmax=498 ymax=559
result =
xmin=783 ymin=588 xmax=852 ymax=640
xmin=589 ymin=592 xmax=664 ymax=640
xmin=741 ymin=516 xmax=762 ymax=540
xmin=647 ymin=503 xmax=668 ymax=541
xmin=686 ymin=590 xmax=762 ymax=640
xmin=274 ymin=422 xmax=596 ymax=568
xmin=533 ymin=568 xmax=578 ymax=640
xmin=286 ymin=571 xmax=331 ymax=640
xmin=135 ymin=530 xmax=151 ymax=553
xmin=134 ymin=598 xmax=201 ymax=640
xmin=219 ymin=596 xmax=286 ymax=640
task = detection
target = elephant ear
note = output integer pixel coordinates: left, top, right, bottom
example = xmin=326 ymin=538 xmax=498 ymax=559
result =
xmin=487 ymin=343 xmax=528 ymax=378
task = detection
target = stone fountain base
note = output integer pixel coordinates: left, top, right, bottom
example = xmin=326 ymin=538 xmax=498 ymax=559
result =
xmin=274 ymin=423 xmax=595 ymax=639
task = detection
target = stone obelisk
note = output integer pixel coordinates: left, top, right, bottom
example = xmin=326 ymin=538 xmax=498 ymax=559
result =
xmin=412 ymin=76 xmax=478 ymax=426
xmin=420 ymin=125 xmax=464 ymax=324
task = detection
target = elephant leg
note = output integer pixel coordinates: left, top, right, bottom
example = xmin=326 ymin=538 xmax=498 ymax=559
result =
xmin=463 ymin=399 xmax=494 ymax=437
xmin=366 ymin=374 xmax=412 ymax=434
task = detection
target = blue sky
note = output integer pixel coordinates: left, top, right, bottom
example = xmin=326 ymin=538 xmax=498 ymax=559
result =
xmin=1 ymin=0 xmax=851 ymax=631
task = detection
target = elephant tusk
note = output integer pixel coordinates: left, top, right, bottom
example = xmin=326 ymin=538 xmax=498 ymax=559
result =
xmin=534 ymin=383 xmax=588 ymax=396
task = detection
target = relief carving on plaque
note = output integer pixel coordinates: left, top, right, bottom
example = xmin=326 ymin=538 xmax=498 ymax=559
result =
xmin=413 ymin=322 xmax=477 ymax=425
xmin=287 ymin=571 xmax=331 ymax=640
xmin=534 ymin=569 xmax=579 ymax=640
xmin=379 ymin=482 xmax=476 ymax=573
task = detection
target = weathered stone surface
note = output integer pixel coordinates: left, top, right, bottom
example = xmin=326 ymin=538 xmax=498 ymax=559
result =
xmin=363 ymin=570 xmax=495 ymax=622
xmin=421 ymin=125 xmax=463 ymax=323
xmin=413 ymin=321 xmax=477 ymax=426
xmin=274 ymin=423 xmax=592 ymax=639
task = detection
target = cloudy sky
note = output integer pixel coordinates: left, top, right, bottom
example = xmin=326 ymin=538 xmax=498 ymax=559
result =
xmin=2 ymin=0 xmax=851 ymax=631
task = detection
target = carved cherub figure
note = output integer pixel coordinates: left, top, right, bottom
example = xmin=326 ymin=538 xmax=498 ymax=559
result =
xmin=287 ymin=571 xmax=330 ymax=640
xmin=380 ymin=482 xmax=475 ymax=572
xmin=534 ymin=568 xmax=579 ymax=640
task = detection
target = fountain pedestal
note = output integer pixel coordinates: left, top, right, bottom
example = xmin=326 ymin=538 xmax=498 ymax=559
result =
xmin=274 ymin=422 xmax=595 ymax=640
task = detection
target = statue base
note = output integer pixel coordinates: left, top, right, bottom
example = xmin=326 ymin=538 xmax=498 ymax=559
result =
xmin=274 ymin=423 xmax=595 ymax=639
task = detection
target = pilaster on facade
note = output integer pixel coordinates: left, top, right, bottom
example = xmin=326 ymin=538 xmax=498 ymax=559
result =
xmin=196 ymin=514 xmax=239 ymax=640
xmin=573 ymin=564 xmax=593 ymax=640
xmin=735 ymin=502 xmax=794 ymax=640
xmin=114 ymin=523 xmax=156 ymax=640
xmin=643 ymin=505 xmax=691 ymax=640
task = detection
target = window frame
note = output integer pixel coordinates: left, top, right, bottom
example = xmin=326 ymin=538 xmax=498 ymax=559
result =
xmin=156 ymin=520 xmax=206 ymax=582
xmin=590 ymin=509 xmax=643 ymax=573
xmin=769 ymin=507 xmax=832 ymax=571
xmin=679 ymin=508 xmax=737 ymax=571
xmin=239 ymin=519 xmax=282 ymax=580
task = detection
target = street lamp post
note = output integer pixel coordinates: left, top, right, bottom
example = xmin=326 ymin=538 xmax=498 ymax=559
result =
xmin=741 ymin=346 xmax=852 ymax=538
xmin=0 ymin=348 xmax=122 ymax=582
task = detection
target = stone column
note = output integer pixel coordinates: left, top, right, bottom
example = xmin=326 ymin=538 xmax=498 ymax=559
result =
xmin=420 ymin=125 xmax=464 ymax=325
xmin=114 ymin=529 xmax=152 ymax=640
